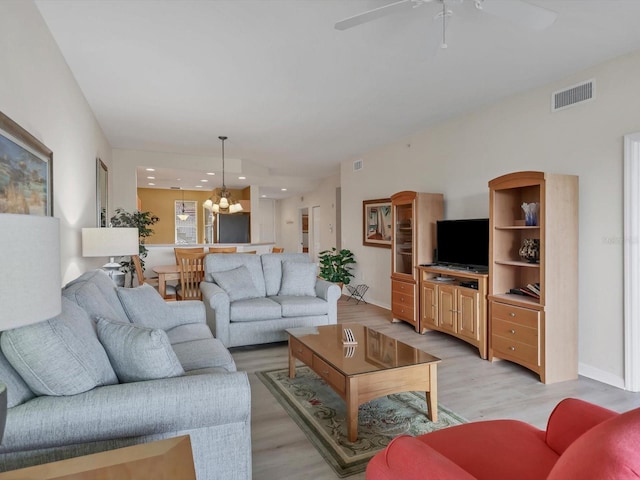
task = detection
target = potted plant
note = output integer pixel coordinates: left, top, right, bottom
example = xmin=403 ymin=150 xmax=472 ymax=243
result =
xmin=110 ymin=208 xmax=160 ymax=287
xmin=318 ymin=248 xmax=356 ymax=289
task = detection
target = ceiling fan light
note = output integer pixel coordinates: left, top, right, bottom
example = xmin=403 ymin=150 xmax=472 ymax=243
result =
xmin=203 ymin=199 xmax=213 ymax=210
xmin=219 ymin=196 xmax=229 ymax=209
xmin=212 ymin=204 xmax=220 ymax=213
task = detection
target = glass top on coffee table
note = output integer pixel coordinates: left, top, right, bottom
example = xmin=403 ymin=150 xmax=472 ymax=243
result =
xmin=286 ymin=324 xmax=440 ymax=376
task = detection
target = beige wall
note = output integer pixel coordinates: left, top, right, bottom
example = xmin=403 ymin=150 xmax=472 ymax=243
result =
xmin=137 ymin=187 xmax=249 ymax=244
xmin=341 ymin=50 xmax=640 ymax=387
xmin=0 ymin=1 xmax=113 ymax=284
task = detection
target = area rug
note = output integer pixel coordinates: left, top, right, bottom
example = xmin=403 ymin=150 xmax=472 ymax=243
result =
xmin=256 ymin=366 xmax=466 ymax=477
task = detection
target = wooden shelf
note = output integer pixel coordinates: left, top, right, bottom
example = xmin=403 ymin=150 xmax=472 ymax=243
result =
xmin=494 ymin=225 xmax=540 ymax=230
xmin=494 ymin=260 xmax=540 ymax=268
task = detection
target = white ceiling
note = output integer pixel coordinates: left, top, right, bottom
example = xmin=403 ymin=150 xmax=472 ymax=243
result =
xmin=35 ymin=0 xmax=640 ymax=198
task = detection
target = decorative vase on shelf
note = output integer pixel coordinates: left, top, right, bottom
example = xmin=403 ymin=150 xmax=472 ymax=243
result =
xmin=519 ymin=238 xmax=540 ymax=263
xmin=521 ymin=202 xmax=539 ymax=226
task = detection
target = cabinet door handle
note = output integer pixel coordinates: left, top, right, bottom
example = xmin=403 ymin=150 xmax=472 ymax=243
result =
xmin=509 ymin=312 xmax=516 ymax=317
xmin=509 ymin=329 xmax=516 ymax=334
xmin=509 ymin=346 xmax=516 ymax=351
xmin=322 ymin=370 xmax=329 ymax=375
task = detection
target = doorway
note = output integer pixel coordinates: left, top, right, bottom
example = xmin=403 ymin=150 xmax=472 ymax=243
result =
xmin=300 ymin=208 xmax=309 ymax=253
xmin=624 ymin=132 xmax=640 ymax=391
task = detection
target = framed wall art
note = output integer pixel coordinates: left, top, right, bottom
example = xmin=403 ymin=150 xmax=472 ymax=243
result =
xmin=0 ymin=111 xmax=53 ymax=216
xmin=363 ymin=198 xmax=392 ymax=248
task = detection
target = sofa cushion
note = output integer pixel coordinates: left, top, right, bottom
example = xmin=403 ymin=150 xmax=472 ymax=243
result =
xmin=211 ymin=265 xmax=260 ymax=302
xmin=62 ymin=281 xmax=125 ymax=323
xmin=205 ymin=253 xmax=266 ymax=296
xmin=547 ymin=407 xmax=640 ymax=480
xmin=171 ymin=338 xmax=236 ymax=372
xmin=279 ymin=261 xmax=317 ymax=296
xmin=230 ymin=297 xmax=282 ymax=322
xmin=63 ymin=269 xmax=129 ymax=322
xmin=270 ymin=295 xmax=329 ymax=317
xmin=0 ymin=345 xmax=34 ymax=407
xmin=262 ymin=253 xmax=312 ymax=296
xmin=96 ymin=317 xmax=185 ymax=382
xmin=117 ymin=284 xmax=179 ymax=330
xmin=1 ymin=298 xmax=118 ymax=396
xmin=166 ymin=323 xmax=214 ymax=345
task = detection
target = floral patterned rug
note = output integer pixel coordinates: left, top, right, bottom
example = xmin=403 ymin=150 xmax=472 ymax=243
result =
xmin=256 ymin=366 xmax=466 ymax=477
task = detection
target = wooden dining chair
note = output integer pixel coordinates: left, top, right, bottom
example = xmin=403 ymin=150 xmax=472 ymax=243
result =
xmin=132 ymin=254 xmax=176 ymax=298
xmin=174 ymin=247 xmax=205 ymax=264
xmin=175 ymin=251 xmax=206 ymax=301
xmin=208 ymin=246 xmax=237 ymax=253
xmin=271 ymin=247 xmax=284 ymax=253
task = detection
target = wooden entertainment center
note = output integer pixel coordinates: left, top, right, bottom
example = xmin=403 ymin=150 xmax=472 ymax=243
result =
xmin=418 ymin=266 xmax=489 ymax=359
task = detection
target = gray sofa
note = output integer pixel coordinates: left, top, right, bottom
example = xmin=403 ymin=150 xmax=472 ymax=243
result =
xmin=0 ymin=269 xmax=251 ymax=480
xmin=201 ymin=253 xmax=341 ymax=347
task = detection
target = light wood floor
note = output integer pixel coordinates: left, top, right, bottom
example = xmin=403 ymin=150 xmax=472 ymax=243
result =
xmin=231 ymin=297 xmax=640 ymax=480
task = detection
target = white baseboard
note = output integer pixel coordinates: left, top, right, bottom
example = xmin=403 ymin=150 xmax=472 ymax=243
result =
xmin=579 ymin=362 xmax=625 ymax=390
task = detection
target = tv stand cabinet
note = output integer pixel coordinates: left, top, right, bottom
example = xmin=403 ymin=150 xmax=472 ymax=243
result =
xmin=418 ymin=265 xmax=488 ymax=359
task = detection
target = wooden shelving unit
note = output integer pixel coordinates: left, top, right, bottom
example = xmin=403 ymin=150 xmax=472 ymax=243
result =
xmin=488 ymin=171 xmax=578 ymax=384
xmin=390 ymin=191 xmax=444 ymax=332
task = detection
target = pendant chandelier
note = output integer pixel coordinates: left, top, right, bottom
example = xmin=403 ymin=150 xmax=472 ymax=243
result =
xmin=177 ymin=188 xmax=189 ymax=221
xmin=203 ymin=136 xmax=243 ymax=214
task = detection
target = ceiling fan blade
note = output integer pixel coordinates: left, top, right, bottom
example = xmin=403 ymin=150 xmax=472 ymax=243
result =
xmin=477 ymin=0 xmax=557 ymax=30
xmin=335 ymin=0 xmax=419 ymax=31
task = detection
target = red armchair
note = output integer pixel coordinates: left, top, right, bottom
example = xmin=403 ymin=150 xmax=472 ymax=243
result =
xmin=366 ymin=398 xmax=640 ymax=480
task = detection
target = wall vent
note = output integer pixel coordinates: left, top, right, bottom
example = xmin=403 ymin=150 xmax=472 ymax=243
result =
xmin=552 ymin=79 xmax=595 ymax=112
xmin=353 ymin=159 xmax=363 ymax=172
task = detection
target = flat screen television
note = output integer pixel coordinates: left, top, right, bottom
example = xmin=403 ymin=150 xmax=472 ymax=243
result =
xmin=435 ymin=218 xmax=489 ymax=272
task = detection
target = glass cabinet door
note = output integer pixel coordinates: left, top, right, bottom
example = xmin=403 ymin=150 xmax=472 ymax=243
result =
xmin=394 ymin=202 xmax=414 ymax=275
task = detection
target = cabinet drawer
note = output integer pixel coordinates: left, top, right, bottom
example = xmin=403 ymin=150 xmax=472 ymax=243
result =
xmin=392 ymin=302 xmax=415 ymax=323
xmin=392 ymin=280 xmax=414 ymax=295
xmin=312 ymin=355 xmax=346 ymax=394
xmin=492 ymin=302 xmax=539 ymax=329
xmin=492 ymin=334 xmax=539 ymax=366
xmin=289 ymin=337 xmax=313 ymax=365
xmin=392 ymin=289 xmax=414 ymax=308
xmin=492 ymin=318 xmax=538 ymax=347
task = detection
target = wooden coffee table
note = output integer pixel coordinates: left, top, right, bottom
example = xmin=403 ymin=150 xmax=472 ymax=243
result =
xmin=286 ymin=324 xmax=440 ymax=442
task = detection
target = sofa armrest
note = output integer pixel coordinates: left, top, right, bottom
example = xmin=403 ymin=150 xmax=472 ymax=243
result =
xmin=200 ymin=281 xmax=231 ymax=345
xmin=1 ymin=371 xmax=251 ymax=452
xmin=315 ymin=278 xmax=340 ymax=302
xmin=166 ymin=300 xmax=206 ymax=325
xmin=366 ymin=435 xmax=476 ymax=480
xmin=315 ymin=279 xmax=341 ymax=326
xmin=545 ymin=398 xmax=618 ymax=455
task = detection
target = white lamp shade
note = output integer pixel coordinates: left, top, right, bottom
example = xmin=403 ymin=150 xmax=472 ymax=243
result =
xmin=82 ymin=228 xmax=139 ymax=257
xmin=0 ymin=214 xmax=62 ymax=330
xmin=219 ymin=197 xmax=229 ymax=209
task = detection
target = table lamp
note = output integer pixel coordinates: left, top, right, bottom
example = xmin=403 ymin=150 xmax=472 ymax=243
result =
xmin=81 ymin=227 xmax=139 ymax=279
xmin=0 ymin=214 xmax=62 ymax=444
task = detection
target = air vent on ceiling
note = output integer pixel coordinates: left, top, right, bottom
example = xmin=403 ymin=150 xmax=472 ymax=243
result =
xmin=170 ymin=186 xmax=180 ymax=189
xmin=551 ymin=79 xmax=595 ymax=112
xmin=353 ymin=159 xmax=363 ymax=172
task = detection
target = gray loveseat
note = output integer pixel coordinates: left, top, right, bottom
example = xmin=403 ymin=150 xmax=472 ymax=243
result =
xmin=0 ymin=269 xmax=251 ymax=480
xmin=201 ymin=253 xmax=341 ymax=347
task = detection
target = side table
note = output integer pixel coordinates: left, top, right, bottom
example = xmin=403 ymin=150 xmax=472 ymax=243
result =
xmin=0 ymin=435 xmax=195 ymax=480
